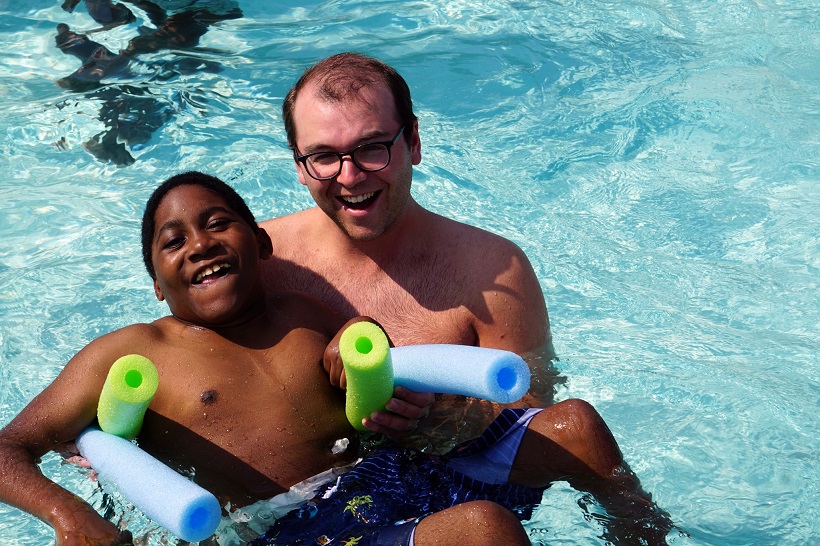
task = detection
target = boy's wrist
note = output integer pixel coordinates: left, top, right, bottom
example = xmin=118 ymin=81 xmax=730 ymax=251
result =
xmin=47 ymin=492 xmax=99 ymax=532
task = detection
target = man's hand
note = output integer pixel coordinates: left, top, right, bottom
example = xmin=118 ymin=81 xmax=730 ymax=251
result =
xmin=362 ymin=387 xmax=435 ymax=440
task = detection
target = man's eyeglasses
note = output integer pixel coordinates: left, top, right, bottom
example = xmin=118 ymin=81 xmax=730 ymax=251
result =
xmin=294 ymin=125 xmax=406 ymax=181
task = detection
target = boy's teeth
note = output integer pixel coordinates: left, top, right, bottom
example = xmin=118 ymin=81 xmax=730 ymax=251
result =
xmin=342 ymin=191 xmax=375 ymax=204
xmin=195 ymin=263 xmax=229 ymax=283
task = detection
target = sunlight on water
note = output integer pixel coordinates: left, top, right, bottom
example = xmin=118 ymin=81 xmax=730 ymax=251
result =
xmin=0 ymin=1 xmax=818 ymax=544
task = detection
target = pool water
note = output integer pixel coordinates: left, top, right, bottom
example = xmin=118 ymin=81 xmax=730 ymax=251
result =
xmin=0 ymin=1 xmax=817 ymax=544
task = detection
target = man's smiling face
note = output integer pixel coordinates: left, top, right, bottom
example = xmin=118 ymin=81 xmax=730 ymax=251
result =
xmin=291 ymin=82 xmax=421 ymax=241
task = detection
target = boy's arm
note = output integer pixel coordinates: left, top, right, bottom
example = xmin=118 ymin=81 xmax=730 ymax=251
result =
xmin=0 ymin=330 xmax=144 ymax=545
xmin=324 ymin=317 xmax=434 ymax=440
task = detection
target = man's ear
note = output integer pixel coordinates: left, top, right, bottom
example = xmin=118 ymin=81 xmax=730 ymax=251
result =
xmin=295 ymin=161 xmax=308 ymax=187
xmin=153 ymin=278 xmax=165 ymax=301
xmin=256 ymin=227 xmax=273 ymax=260
xmin=409 ymin=119 xmax=422 ymax=165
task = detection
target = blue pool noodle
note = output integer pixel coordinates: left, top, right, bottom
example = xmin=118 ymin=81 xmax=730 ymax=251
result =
xmin=390 ymin=344 xmax=530 ymax=404
xmin=76 ymin=427 xmax=222 ymax=542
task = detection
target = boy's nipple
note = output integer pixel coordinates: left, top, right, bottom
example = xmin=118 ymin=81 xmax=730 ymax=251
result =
xmin=200 ymin=389 xmax=218 ymax=405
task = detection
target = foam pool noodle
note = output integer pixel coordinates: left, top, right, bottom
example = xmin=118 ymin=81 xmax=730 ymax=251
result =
xmin=339 ymin=323 xmax=531 ymax=430
xmin=390 ymin=344 xmax=531 ymax=404
xmin=76 ymin=428 xmax=222 ymax=543
xmin=338 ymin=321 xmax=394 ymax=430
xmin=75 ymin=355 xmax=221 ymax=542
xmin=97 ymin=354 xmax=159 ymax=439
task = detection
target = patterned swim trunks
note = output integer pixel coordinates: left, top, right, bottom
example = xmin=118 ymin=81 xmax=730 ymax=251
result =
xmin=251 ymin=409 xmax=545 ymax=546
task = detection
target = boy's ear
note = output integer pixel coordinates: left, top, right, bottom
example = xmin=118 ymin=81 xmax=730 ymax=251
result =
xmin=256 ymin=227 xmax=273 ymax=259
xmin=153 ymin=278 xmax=165 ymax=301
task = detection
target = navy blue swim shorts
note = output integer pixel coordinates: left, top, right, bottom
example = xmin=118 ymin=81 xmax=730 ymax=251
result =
xmin=251 ymin=409 xmax=544 ymax=546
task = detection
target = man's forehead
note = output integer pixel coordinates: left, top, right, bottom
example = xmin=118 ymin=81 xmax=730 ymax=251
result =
xmin=293 ymin=85 xmax=399 ymax=142
xmin=300 ymin=80 xmax=393 ymax=112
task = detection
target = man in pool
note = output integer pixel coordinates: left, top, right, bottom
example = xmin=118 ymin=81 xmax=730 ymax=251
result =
xmin=259 ymin=53 xmax=675 ymax=543
xmin=0 ymin=172 xmax=668 ymax=545
xmin=262 ymin=52 xmax=559 ymax=445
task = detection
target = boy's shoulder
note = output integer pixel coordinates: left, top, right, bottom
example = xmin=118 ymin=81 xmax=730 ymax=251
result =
xmin=85 ymin=319 xmax=187 ymax=358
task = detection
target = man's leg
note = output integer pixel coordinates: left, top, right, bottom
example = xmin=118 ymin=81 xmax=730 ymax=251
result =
xmin=413 ymin=500 xmax=530 ymax=546
xmin=509 ymin=399 xmax=674 ymax=543
xmin=509 ymin=399 xmax=624 ymax=486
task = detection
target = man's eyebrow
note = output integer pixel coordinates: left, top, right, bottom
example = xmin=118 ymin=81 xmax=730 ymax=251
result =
xmin=301 ymin=129 xmax=391 ymax=153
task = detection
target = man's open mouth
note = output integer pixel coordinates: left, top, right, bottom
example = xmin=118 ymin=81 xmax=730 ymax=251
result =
xmin=339 ymin=191 xmax=379 ymax=210
xmin=193 ymin=263 xmax=231 ymax=284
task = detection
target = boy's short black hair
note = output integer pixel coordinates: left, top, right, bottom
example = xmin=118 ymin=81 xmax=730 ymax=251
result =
xmin=141 ymin=171 xmax=259 ymax=279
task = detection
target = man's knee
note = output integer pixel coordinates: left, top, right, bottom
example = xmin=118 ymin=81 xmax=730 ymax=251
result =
xmin=460 ymin=499 xmax=520 ymax=524
xmin=554 ymin=397 xmax=601 ymax=421
xmin=518 ymin=398 xmax=623 ymax=480
xmin=540 ymin=398 xmax=615 ymax=440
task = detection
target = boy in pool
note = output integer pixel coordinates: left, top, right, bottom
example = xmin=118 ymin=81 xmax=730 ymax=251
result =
xmin=0 ymin=172 xmax=669 ymax=545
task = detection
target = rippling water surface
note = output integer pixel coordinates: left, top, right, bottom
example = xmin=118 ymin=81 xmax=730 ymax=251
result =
xmin=0 ymin=1 xmax=817 ymax=544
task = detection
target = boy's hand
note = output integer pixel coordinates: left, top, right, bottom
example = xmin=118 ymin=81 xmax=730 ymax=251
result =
xmin=325 ymin=318 xmax=434 ymax=439
xmin=322 ymin=332 xmax=347 ymax=389
xmin=52 ymin=497 xmax=133 ymax=545
xmin=363 ymin=386 xmax=435 ymax=440
xmin=324 ymin=317 xmax=384 ymax=389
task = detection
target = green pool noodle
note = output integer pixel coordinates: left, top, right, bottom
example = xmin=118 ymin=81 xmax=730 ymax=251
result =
xmin=339 ymin=321 xmax=394 ymax=431
xmin=97 ymin=354 xmax=159 ymax=439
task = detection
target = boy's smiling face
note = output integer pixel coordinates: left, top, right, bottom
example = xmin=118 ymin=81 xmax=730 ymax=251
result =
xmin=150 ymin=184 xmax=272 ymax=327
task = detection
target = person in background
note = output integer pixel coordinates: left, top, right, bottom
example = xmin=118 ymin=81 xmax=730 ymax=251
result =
xmin=53 ymin=0 xmax=241 ymax=165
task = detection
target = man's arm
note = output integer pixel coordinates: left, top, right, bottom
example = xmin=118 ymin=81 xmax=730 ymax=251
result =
xmin=473 ymin=240 xmax=558 ymax=409
xmin=474 ymin=242 xmax=550 ymax=354
xmin=0 ymin=332 xmax=139 ymax=545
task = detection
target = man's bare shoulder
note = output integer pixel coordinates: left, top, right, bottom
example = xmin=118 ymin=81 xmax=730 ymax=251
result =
xmin=421 ymin=211 xmax=532 ymax=272
xmin=261 ymin=208 xmax=339 ymax=261
xmin=104 ymin=319 xmax=178 ymax=341
xmin=421 ymin=212 xmax=548 ymax=352
xmin=261 ymin=208 xmax=323 ymax=238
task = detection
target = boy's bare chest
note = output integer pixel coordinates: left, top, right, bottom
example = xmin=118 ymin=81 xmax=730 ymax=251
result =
xmin=145 ymin=336 xmax=341 ymax=436
xmin=140 ymin=347 xmax=351 ymax=493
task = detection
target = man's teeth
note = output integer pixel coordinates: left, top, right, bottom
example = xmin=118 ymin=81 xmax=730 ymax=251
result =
xmin=195 ymin=263 xmax=230 ymax=283
xmin=341 ymin=191 xmax=375 ymax=204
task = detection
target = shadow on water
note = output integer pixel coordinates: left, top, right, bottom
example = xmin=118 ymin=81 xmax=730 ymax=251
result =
xmin=53 ymin=0 xmax=242 ymax=166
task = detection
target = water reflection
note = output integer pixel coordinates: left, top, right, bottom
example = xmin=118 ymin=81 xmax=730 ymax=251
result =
xmin=53 ymin=0 xmax=241 ymax=165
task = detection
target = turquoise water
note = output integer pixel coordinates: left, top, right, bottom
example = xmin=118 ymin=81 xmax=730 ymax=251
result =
xmin=1 ymin=0 xmax=818 ymax=544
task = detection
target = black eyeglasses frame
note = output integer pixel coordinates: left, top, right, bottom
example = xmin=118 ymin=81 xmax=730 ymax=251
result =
xmin=293 ymin=125 xmax=407 ymax=181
